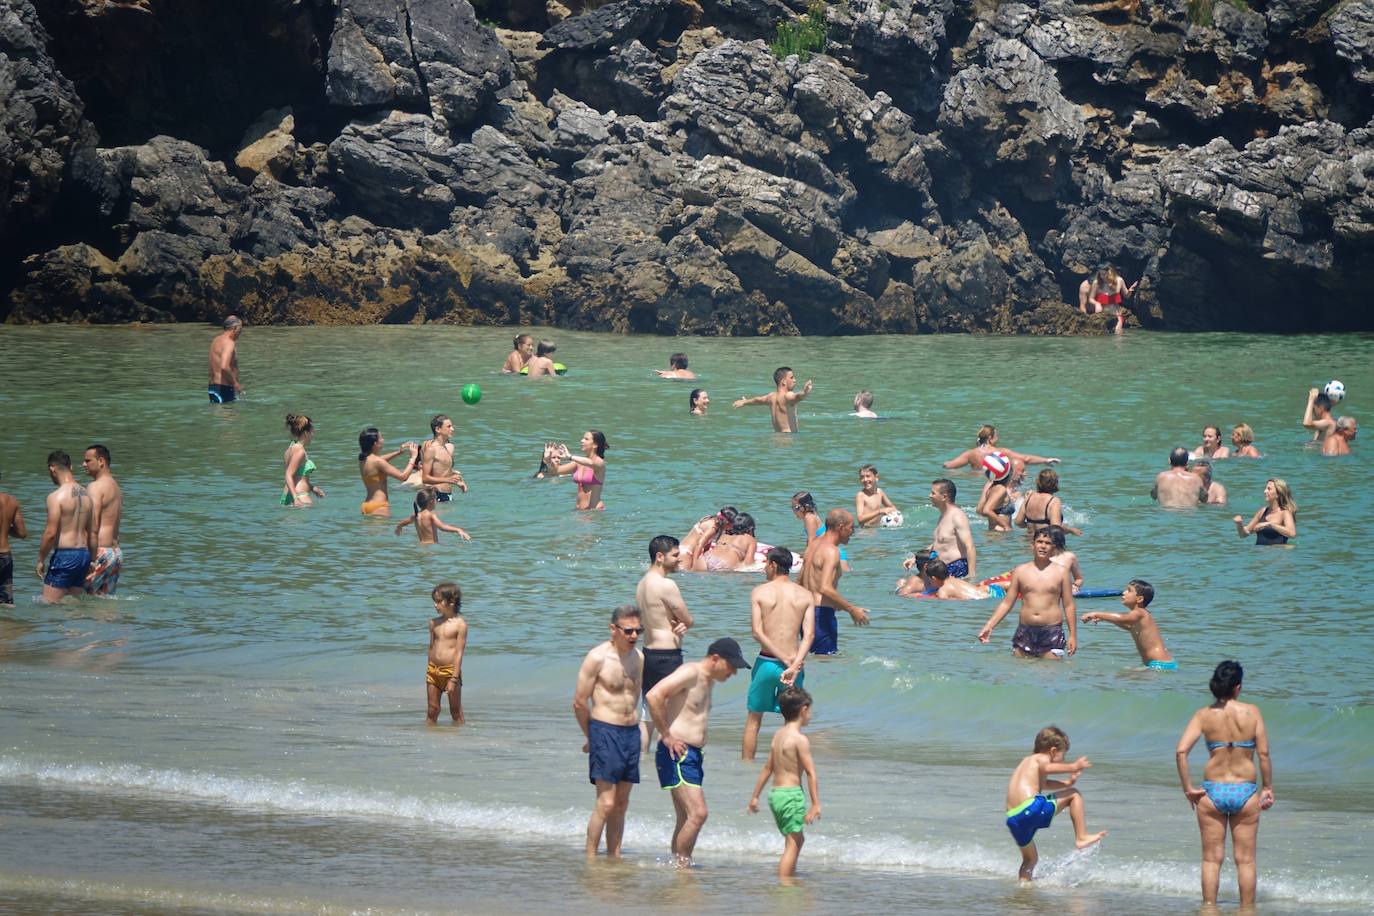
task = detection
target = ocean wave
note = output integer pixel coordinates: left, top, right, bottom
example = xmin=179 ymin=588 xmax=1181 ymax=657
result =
xmin=3 ymin=756 xmax=1369 ymax=907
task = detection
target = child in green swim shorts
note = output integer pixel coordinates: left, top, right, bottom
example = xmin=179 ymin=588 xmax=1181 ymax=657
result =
xmin=747 ymin=687 xmax=821 ymax=878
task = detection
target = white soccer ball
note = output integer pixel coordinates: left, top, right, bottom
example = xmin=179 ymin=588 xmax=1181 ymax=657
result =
xmin=881 ymin=511 xmax=904 ymax=528
xmin=1324 ymin=380 xmax=1345 ymax=402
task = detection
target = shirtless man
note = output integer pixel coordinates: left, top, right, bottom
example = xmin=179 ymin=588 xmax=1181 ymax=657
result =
xmin=1191 ymin=460 xmax=1227 ymax=506
xmin=978 ymin=528 xmax=1078 ymax=659
xmin=636 ymin=535 xmax=693 ymax=749
xmin=734 ymin=367 xmax=812 ymax=433
xmin=573 ymin=605 xmax=645 ymax=859
xmin=927 ymin=479 xmax=976 ymax=579
xmin=36 ymin=451 xmax=92 ymax=603
xmin=1323 ymin=416 xmax=1357 ymax=456
xmin=854 ymin=464 xmax=897 ymax=527
xmin=1303 ymin=388 xmax=1336 ymax=443
xmin=0 ymin=474 xmax=27 ymax=607
xmin=420 ymin=415 xmax=466 ymax=501
xmin=742 ymin=546 xmax=816 ymax=760
xmin=655 ymin=353 xmax=697 ymax=380
xmin=208 ymin=315 xmax=243 ymax=403
xmin=1191 ymin=426 xmax=1231 ymax=461
xmin=82 ymin=445 xmax=124 ymax=596
xmin=1152 ymin=447 xmax=1205 ymax=508
xmin=798 ymin=509 xmax=869 ymax=655
xmin=645 ymin=637 xmax=750 ymax=867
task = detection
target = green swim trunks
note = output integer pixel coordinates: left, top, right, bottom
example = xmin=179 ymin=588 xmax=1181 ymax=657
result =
xmin=768 ymin=785 xmax=806 ymax=835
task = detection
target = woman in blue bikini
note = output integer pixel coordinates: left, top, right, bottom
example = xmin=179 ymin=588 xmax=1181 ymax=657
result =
xmin=1174 ymin=660 xmax=1274 ymax=906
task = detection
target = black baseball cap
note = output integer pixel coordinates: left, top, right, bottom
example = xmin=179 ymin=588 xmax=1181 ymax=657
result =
xmin=707 ymin=637 xmax=751 ymax=669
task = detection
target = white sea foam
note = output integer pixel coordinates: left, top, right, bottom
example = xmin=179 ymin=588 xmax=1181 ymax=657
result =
xmin=4 ymin=755 xmax=1370 ymax=907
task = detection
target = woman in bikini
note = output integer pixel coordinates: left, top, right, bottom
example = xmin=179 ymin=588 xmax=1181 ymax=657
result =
xmin=1175 ymin=660 xmax=1273 ymax=906
xmin=1233 ymin=478 xmax=1296 ymax=545
xmin=974 ymin=454 xmax=1016 ymax=531
xmin=1015 ymin=468 xmax=1082 ymax=536
xmin=1079 ymin=266 xmax=1137 ymax=332
xmin=551 ymin=430 xmax=607 ymax=510
xmin=281 ymin=413 xmax=325 ymax=507
xmin=679 ymin=507 xmax=737 ymax=571
xmin=358 ymin=427 xmax=419 ymax=517
xmin=501 ymin=334 xmax=533 ymax=373
xmin=701 ymin=513 xmax=757 ymax=572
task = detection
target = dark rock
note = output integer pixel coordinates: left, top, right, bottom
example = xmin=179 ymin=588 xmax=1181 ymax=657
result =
xmin=0 ymin=0 xmax=93 ymax=244
xmin=1331 ymin=0 xmax=1374 ymax=90
xmin=539 ymin=0 xmax=670 ymax=52
xmin=327 ymin=112 xmax=458 ymax=231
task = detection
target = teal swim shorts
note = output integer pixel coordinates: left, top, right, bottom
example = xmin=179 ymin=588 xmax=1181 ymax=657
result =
xmin=769 ymin=785 xmax=806 ymax=835
xmin=1146 ymin=659 xmax=1178 ymax=670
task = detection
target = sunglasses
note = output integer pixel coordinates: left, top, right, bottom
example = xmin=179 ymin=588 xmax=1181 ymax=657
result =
xmin=616 ymin=625 xmax=643 ymax=636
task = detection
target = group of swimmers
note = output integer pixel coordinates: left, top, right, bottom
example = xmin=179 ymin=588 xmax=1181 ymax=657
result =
xmin=2 ymin=317 xmax=1347 ymax=904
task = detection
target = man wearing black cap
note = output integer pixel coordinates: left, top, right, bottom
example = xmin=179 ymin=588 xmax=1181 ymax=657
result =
xmin=644 ymin=637 xmax=750 ymax=867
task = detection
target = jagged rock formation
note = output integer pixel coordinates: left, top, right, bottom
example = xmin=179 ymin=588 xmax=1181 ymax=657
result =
xmin=4 ymin=0 xmax=1373 ymax=333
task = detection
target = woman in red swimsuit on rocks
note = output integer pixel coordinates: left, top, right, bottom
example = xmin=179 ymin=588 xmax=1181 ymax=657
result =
xmin=1078 ymin=266 xmax=1138 ymax=334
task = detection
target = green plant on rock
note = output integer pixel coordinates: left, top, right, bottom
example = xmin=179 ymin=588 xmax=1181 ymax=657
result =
xmin=770 ymin=2 xmax=828 ymax=63
xmin=1187 ymin=0 xmax=1250 ymax=26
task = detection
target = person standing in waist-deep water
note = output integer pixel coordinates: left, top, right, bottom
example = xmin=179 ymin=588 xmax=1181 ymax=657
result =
xmin=1322 ymin=416 xmax=1357 ymax=456
xmin=358 ymin=428 xmax=419 ymax=517
xmin=1230 ymin=423 xmax=1263 ymax=459
xmin=502 ymin=334 xmax=533 ymax=373
xmin=0 ymin=472 xmax=28 ymax=607
xmin=978 ymin=527 xmax=1077 ymax=659
xmin=551 ymin=431 xmax=607 ymax=511
xmin=418 ymin=415 xmax=466 ymax=501
xmin=926 ymin=478 xmax=976 ymax=579
xmin=1152 ymin=447 xmax=1206 ymax=508
xmin=645 ymin=637 xmax=750 ymax=868
xmin=1175 ymin=660 xmax=1274 ymax=907
xmin=208 ymin=316 xmax=244 ymax=403
xmin=525 ymin=340 xmax=560 ymax=378
xmin=742 ymin=546 xmax=815 ymax=761
xmin=636 ymin=535 xmax=693 ymax=752
xmin=1191 ymin=425 xmax=1231 ymax=460
xmin=36 ymin=451 xmax=92 ymax=603
xmin=82 ymin=445 xmax=124 ymax=596
xmin=656 ymin=353 xmax=697 ymax=380
xmin=573 ymin=604 xmax=645 ymax=859
xmin=798 ymin=509 xmax=869 ymax=655
xmin=1233 ymin=478 xmax=1296 ymax=545
xmin=281 ymin=415 xmax=325 ymax=508
xmin=734 ymin=367 xmax=813 ymax=433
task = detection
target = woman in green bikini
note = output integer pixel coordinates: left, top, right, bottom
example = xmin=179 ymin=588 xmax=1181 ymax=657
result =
xmin=281 ymin=414 xmax=325 ymax=507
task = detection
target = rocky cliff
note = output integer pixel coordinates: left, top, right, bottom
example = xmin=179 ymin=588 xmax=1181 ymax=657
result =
xmin=3 ymin=0 xmax=1372 ymax=333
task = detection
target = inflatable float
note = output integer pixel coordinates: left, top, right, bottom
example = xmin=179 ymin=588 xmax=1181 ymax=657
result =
xmin=520 ymin=363 xmax=568 ymax=375
xmin=911 ymin=570 xmax=1120 ymax=600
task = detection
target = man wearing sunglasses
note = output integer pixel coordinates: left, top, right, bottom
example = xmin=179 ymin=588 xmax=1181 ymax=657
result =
xmin=573 ymin=605 xmax=645 ymax=859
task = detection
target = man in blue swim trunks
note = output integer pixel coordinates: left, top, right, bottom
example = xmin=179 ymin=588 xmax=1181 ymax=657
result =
xmin=742 ymin=546 xmax=815 ymax=760
xmin=926 ymin=479 xmax=976 ymax=579
xmin=573 ymin=605 xmax=644 ymax=859
xmin=798 ymin=509 xmax=869 ymax=655
xmin=645 ymin=637 xmax=749 ymax=867
xmin=207 ymin=316 xmax=243 ymax=403
xmin=36 ymin=451 xmax=93 ymax=603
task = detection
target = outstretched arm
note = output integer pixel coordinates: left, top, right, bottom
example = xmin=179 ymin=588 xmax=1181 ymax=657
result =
xmin=733 ymin=393 xmax=769 ymax=409
xmin=434 ymin=518 xmax=471 ymax=540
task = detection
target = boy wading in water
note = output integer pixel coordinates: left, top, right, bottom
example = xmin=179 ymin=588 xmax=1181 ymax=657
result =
xmin=747 ymin=687 xmax=821 ymax=879
xmin=1081 ymin=579 xmax=1176 ymax=670
xmin=1005 ymin=726 xmax=1105 ymax=880
xmin=426 ymin=582 xmax=467 ymax=724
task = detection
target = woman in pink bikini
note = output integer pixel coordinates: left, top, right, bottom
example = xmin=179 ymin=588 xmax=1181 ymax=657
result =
xmin=551 ymin=430 xmax=607 ymax=510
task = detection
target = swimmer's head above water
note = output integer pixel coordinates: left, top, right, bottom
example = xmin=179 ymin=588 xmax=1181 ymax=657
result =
xmin=1169 ymin=446 xmax=1190 ymax=468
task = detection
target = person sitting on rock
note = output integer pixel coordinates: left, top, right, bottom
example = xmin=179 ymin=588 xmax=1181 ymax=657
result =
xmin=1078 ymin=266 xmax=1137 ymax=334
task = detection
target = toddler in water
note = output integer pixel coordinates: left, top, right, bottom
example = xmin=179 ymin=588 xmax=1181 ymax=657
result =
xmin=1081 ymin=579 xmax=1175 ymax=670
xmin=425 ymin=582 xmax=468 ymax=725
xmin=1004 ymin=726 xmax=1105 ymax=880
xmin=853 ymin=390 xmax=877 ymax=418
xmin=747 ymin=687 xmax=821 ymax=878
xmin=395 ymin=488 xmax=471 ymax=543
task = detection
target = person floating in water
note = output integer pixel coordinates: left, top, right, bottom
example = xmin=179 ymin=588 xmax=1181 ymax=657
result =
xmin=1190 ymin=425 xmax=1230 ymax=460
xmin=1004 ymin=725 xmax=1105 ymax=881
xmin=1229 ymin=423 xmax=1262 ymax=458
xmin=1081 ymin=579 xmax=1175 ymax=669
xmin=734 ymin=367 xmax=812 ymax=433
xmin=689 ymin=388 xmax=709 ymax=415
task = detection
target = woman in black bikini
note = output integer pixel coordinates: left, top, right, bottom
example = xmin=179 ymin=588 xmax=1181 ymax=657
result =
xmin=1233 ymin=479 xmax=1296 ymax=545
xmin=1015 ymin=468 xmax=1082 ymax=537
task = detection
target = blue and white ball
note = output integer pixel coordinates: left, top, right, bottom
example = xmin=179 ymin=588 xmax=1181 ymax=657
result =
xmin=881 ymin=511 xmax=904 ymax=528
xmin=1324 ymin=379 xmax=1345 ymax=402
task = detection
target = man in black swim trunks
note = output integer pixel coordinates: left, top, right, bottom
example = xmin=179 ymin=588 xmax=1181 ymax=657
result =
xmin=208 ymin=316 xmax=243 ymax=403
xmin=636 ymin=535 xmax=693 ymax=751
xmin=978 ymin=528 xmax=1078 ymax=660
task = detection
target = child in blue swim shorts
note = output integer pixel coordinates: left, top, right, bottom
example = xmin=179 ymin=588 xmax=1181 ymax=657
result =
xmin=1004 ymin=725 xmax=1106 ymax=880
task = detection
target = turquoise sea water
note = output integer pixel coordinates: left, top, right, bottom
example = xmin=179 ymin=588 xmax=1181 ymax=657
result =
xmin=1 ymin=325 xmax=1372 ymax=914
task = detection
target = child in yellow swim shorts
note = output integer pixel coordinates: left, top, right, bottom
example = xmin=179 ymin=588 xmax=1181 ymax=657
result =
xmin=426 ymin=582 xmax=467 ymax=725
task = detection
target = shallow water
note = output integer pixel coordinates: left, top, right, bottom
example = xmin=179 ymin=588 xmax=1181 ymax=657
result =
xmin=1 ymin=325 xmax=1371 ymax=913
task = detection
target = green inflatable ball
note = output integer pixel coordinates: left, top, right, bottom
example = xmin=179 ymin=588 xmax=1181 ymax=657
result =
xmin=461 ymin=383 xmax=482 ymax=405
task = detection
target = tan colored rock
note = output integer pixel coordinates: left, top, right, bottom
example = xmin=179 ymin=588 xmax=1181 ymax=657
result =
xmin=234 ymin=107 xmax=297 ymax=181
